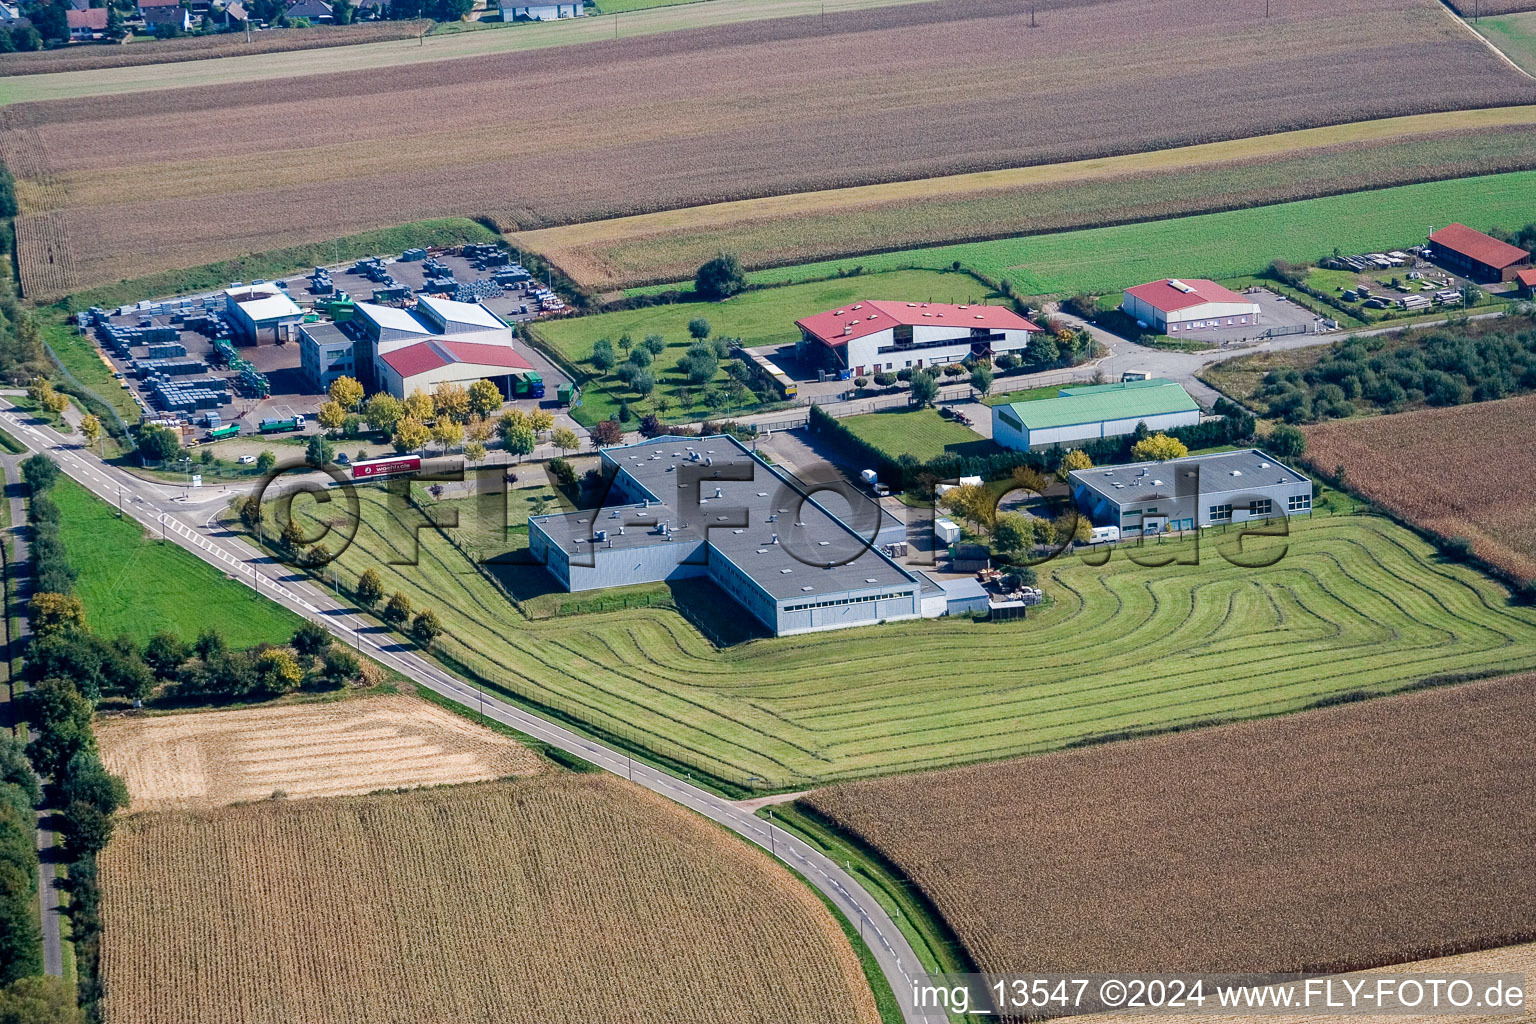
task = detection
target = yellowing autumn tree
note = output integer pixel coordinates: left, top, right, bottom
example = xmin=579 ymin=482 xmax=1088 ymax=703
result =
xmin=1131 ymin=433 xmax=1189 ymax=462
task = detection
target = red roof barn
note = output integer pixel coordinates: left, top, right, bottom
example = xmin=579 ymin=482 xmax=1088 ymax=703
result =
xmin=1427 ymin=224 xmax=1530 ymax=283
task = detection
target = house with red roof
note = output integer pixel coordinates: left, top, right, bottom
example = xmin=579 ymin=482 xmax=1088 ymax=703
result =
xmin=1121 ymin=278 xmax=1260 ymax=336
xmin=65 ymin=5 xmax=106 ymax=39
xmin=794 ymin=300 xmax=1042 ymax=378
xmin=1427 ymin=223 xmax=1530 ymax=283
xmin=1516 ymin=268 xmax=1536 ymax=297
xmin=378 ymin=339 xmax=534 ymax=400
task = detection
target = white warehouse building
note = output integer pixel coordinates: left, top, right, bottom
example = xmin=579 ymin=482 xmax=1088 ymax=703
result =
xmin=224 ymin=284 xmax=303 ymax=344
xmin=796 ymin=300 xmax=1042 ymax=378
xmin=991 ymin=379 xmax=1201 ymax=450
xmin=1122 ymin=278 xmax=1260 ymax=336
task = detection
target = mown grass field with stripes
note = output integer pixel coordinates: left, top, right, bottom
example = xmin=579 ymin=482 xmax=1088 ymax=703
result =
xmin=283 ymin=487 xmax=1536 ymax=791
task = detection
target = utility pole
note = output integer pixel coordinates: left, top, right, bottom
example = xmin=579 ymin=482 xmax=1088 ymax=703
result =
xmin=767 ymin=809 xmax=775 ymax=857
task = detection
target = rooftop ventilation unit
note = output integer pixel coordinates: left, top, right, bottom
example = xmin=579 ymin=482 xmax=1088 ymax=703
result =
xmin=1169 ymin=279 xmax=1195 ymax=293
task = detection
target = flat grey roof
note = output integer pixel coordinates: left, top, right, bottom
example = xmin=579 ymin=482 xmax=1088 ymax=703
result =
xmin=1070 ymin=448 xmax=1308 ymax=505
xmin=300 ymin=322 xmax=352 ymax=347
xmin=534 ymin=435 xmax=917 ymax=603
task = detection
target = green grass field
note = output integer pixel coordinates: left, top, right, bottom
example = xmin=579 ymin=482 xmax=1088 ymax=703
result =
xmin=630 ymin=170 xmax=1536 ymax=300
xmin=1479 ymin=12 xmax=1536 ymax=74
xmin=839 ymin=408 xmax=998 ymax=463
xmin=532 ymin=268 xmax=1000 ymax=424
xmin=281 ymin=484 xmax=1536 ymax=791
xmin=53 ymin=477 xmax=304 ymax=647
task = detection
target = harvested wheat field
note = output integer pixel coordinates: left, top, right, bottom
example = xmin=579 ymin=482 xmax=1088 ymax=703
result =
xmin=99 ymin=775 xmax=879 ymax=1024
xmin=96 ymin=695 xmax=544 ymax=811
xmin=1087 ymin=943 xmax=1536 ymax=1024
xmin=1303 ymin=394 xmax=1536 ymax=583
xmin=805 ymin=673 xmax=1536 ymax=978
xmin=5 ymin=0 xmax=1533 ymax=297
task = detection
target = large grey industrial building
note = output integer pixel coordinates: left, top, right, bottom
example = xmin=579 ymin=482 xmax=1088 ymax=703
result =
xmin=1070 ymin=449 xmax=1313 ymax=536
xmin=529 ymin=435 xmax=926 ymax=636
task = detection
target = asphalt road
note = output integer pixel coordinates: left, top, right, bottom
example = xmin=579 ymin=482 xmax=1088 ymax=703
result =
xmin=0 ymin=402 xmax=943 ymax=1024
xmin=0 ymin=451 xmax=65 ymax=979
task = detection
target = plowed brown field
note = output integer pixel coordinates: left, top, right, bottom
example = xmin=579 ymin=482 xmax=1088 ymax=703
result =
xmin=1302 ymin=394 xmax=1536 ymax=583
xmin=96 ymin=695 xmax=545 ymax=810
xmin=5 ymin=0 xmax=1533 ymax=297
xmin=805 ymin=673 xmax=1536 ymax=978
xmin=99 ymin=776 xmax=880 ymax=1024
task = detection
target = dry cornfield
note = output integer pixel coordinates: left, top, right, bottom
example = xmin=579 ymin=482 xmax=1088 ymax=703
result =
xmin=0 ymin=21 xmax=430 ymax=77
xmin=1302 ymin=394 xmax=1536 ymax=583
xmin=98 ymin=775 xmax=879 ymax=1024
xmin=805 ymin=672 xmax=1536 ymax=978
xmin=96 ymin=695 xmax=545 ymax=811
xmin=4 ymin=0 xmax=1533 ymax=297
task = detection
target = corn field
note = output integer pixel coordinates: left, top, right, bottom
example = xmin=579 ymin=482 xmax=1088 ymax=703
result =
xmin=805 ymin=672 xmax=1536 ymax=981
xmin=1302 ymin=393 xmax=1536 ymax=584
xmin=99 ymin=776 xmax=879 ymax=1024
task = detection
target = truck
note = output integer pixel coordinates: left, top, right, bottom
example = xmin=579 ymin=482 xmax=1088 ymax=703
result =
xmin=207 ymin=424 xmax=241 ymax=441
xmin=511 ymin=372 xmax=545 ymax=399
xmin=350 ymin=455 xmax=422 ymax=480
xmin=557 ymin=383 xmax=578 ymax=407
xmin=258 ymin=414 xmax=305 ymax=435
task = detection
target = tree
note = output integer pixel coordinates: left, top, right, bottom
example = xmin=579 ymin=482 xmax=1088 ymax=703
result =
xmin=355 ymin=568 xmax=383 ymax=608
xmin=939 ymin=484 xmax=995 ymax=530
xmin=695 ymin=253 xmax=746 ymax=301
xmin=1264 ymin=423 xmax=1306 ymax=458
xmin=383 ymin=592 xmax=413 ymax=625
xmin=631 ymin=369 xmax=655 ymax=397
xmin=992 ymin=513 xmax=1037 ymax=556
xmin=909 ymin=370 xmax=938 ymax=408
xmin=304 ymin=434 xmax=334 ymax=468
xmin=970 ymin=365 xmax=994 ymax=397
xmin=1131 ymin=433 xmax=1189 ymax=462
xmin=0 ymin=736 xmax=40 ymax=812
xmin=280 ymin=518 xmax=307 ymax=554
xmin=194 ymin=627 xmax=227 ymax=662
xmin=291 ymin=621 xmax=331 ymax=660
xmin=591 ymin=338 xmax=616 ymax=372
xmin=317 ymin=400 xmax=348 ymax=432
xmin=79 ymin=414 xmax=101 ymax=450
xmin=143 ymin=632 xmax=189 ymax=678
xmin=23 ymin=679 xmax=96 ymax=780
xmin=136 ymin=424 xmax=180 ymax=463
xmin=26 ymin=593 xmax=85 ymax=638
xmin=590 ymin=419 xmax=624 ymax=447
xmin=320 ymin=646 xmax=361 ymax=688
xmin=1460 ymin=283 xmax=1485 ymax=308
xmin=551 ymin=427 xmax=580 ymax=455
xmin=431 ymin=418 xmax=464 ymax=452
xmin=1058 ymin=448 xmax=1093 ymax=479
xmin=502 ymin=422 xmax=536 ymax=461
xmin=410 ymin=609 xmax=444 ymax=649
xmin=643 ymin=334 xmax=666 ymax=356
xmin=529 ymin=408 xmax=555 ymax=434
xmin=256 ymin=450 xmax=277 ymax=473
xmin=363 ymin=393 xmax=404 ymax=435
xmin=21 ymin=454 xmax=58 ymax=493
xmin=1025 ymin=332 xmax=1060 ymax=369
xmin=703 ymin=387 xmax=729 ymax=413
xmin=329 ymin=375 xmax=364 ymax=410
xmin=467 ymin=379 xmax=502 ymax=417
xmin=0 ymin=975 xmax=83 ymax=1024
xmin=392 ymin=417 xmax=430 ymax=454
xmin=403 ymin=390 xmax=434 ymax=422
xmin=432 ymin=381 xmax=471 ymax=423
xmin=687 ymin=318 xmax=711 ymax=341
xmin=1053 ymin=511 xmax=1091 ymax=545
xmin=464 ymin=441 xmax=486 ymax=464
xmin=627 ymin=346 xmax=653 ymax=369
xmin=9 ymin=25 xmax=42 ymax=52
xmin=254 ymin=648 xmax=303 ymax=695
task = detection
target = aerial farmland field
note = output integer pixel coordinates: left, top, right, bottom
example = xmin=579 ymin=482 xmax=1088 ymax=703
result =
xmin=629 ymin=169 xmax=1536 ymax=300
xmin=521 ymin=111 xmax=1536 ymax=290
xmin=5 ymin=0 xmax=1533 ymax=298
xmin=804 ymin=672 xmax=1536 ymax=977
xmin=1302 ymin=394 xmax=1536 ymax=585
xmin=98 ymin=775 xmax=880 ymax=1024
xmin=96 ymin=695 xmax=546 ymax=811
xmin=277 ymin=484 xmax=1536 ymax=790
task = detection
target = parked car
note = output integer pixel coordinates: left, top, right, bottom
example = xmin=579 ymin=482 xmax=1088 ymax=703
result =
xmin=336 ymin=453 xmax=350 ymax=464
xmin=238 ymin=454 xmax=256 ymax=465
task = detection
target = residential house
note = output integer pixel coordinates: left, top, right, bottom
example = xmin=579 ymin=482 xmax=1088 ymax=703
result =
xmin=499 ymin=0 xmax=583 ymax=19
xmin=65 ymin=6 xmax=106 ymax=39
xmin=284 ymin=0 xmax=331 ymax=21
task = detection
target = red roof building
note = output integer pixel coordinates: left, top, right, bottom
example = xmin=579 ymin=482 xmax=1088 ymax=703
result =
xmin=66 ymin=6 xmax=107 ymax=38
xmin=794 ymin=300 xmax=1041 ymax=377
xmin=1121 ymin=278 xmax=1261 ymax=336
xmin=1427 ymin=224 xmax=1530 ymax=283
xmin=1517 ymin=268 xmax=1536 ymax=295
xmin=377 ymin=339 xmax=534 ymax=398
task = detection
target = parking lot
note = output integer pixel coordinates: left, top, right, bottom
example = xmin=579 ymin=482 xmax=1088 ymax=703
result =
xmin=1173 ymin=287 xmax=1328 ymax=345
xmin=81 ymin=244 xmax=570 ymax=442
